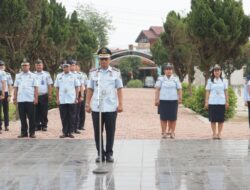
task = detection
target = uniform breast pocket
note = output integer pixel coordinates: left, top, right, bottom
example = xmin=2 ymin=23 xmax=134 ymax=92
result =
xmin=25 ymin=78 xmax=34 ymax=86
xmin=162 ymin=81 xmax=176 ymax=88
xmin=212 ymin=83 xmax=224 ymax=91
xmin=106 ymin=77 xmax=116 ymax=88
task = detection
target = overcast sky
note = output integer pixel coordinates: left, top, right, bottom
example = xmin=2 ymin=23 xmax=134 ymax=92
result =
xmin=57 ymin=0 xmax=250 ymax=49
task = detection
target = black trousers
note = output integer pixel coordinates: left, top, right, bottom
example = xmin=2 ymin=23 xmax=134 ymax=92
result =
xmin=248 ymin=102 xmax=250 ymax=128
xmin=18 ymin=102 xmax=36 ymax=135
xmin=59 ymin=104 xmax=76 ymax=135
xmin=74 ymin=102 xmax=81 ymax=132
xmin=78 ymin=100 xmax=86 ymax=129
xmin=92 ymin=112 xmax=117 ymax=156
xmin=0 ymin=92 xmax=9 ymax=129
xmin=35 ymin=94 xmax=49 ymax=129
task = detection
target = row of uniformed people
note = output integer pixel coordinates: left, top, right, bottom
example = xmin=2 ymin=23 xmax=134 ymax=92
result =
xmin=155 ymin=63 xmax=229 ymax=140
xmin=0 ymin=61 xmax=13 ymax=133
xmin=0 ymin=47 xmax=123 ymax=163
xmin=0 ymin=59 xmax=87 ymax=138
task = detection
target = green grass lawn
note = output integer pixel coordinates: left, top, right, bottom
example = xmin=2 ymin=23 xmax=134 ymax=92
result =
xmin=9 ymin=103 xmax=16 ymax=121
xmin=0 ymin=103 xmax=17 ymax=121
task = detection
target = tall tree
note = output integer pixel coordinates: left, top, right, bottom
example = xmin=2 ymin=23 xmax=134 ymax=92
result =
xmin=77 ymin=4 xmax=114 ymax=47
xmin=161 ymin=11 xmax=198 ymax=82
xmin=68 ymin=11 xmax=98 ymax=72
xmin=150 ymin=38 xmax=168 ymax=66
xmin=0 ymin=0 xmax=42 ymax=74
xmin=238 ymin=42 xmax=250 ymax=76
xmin=188 ymin=0 xmax=250 ymax=83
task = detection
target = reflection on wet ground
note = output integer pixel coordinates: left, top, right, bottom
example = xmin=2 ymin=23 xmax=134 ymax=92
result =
xmin=0 ymin=140 xmax=250 ymax=190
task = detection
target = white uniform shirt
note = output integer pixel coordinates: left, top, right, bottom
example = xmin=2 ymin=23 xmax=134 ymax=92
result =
xmin=155 ymin=75 xmax=182 ymax=101
xmin=0 ymin=70 xmax=7 ymax=91
xmin=78 ymin=71 xmax=88 ymax=87
xmin=206 ymin=78 xmax=228 ymax=105
xmin=244 ymin=81 xmax=250 ymax=102
xmin=54 ymin=72 xmax=80 ymax=104
xmin=71 ymin=71 xmax=83 ymax=87
xmin=5 ymin=72 xmax=13 ymax=93
xmin=88 ymin=66 xmax=123 ymax=112
xmin=34 ymin=71 xmax=53 ymax=95
xmin=14 ymin=71 xmax=38 ymax=102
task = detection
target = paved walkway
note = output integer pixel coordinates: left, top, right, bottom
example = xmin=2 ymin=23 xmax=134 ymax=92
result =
xmin=1 ymin=89 xmax=250 ymax=190
xmin=0 ymin=139 xmax=250 ymax=190
xmin=0 ymin=89 xmax=249 ymax=139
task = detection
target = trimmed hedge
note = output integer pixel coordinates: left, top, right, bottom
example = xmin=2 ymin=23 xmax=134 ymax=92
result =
xmin=127 ymin=79 xmax=143 ymax=88
xmin=182 ymin=83 xmax=237 ymax=120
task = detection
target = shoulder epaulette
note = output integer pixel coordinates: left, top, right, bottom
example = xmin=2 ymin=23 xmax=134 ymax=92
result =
xmin=112 ymin=67 xmax=120 ymax=72
xmin=89 ymin=68 xmax=98 ymax=72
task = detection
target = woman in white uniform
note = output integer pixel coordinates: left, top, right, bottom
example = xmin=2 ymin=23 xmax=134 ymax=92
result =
xmin=155 ymin=63 xmax=182 ymax=139
xmin=243 ymin=75 xmax=250 ymax=128
xmin=205 ymin=64 xmax=229 ymax=139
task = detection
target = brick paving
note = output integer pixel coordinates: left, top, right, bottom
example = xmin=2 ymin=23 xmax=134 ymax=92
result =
xmin=0 ymin=88 xmax=249 ymax=139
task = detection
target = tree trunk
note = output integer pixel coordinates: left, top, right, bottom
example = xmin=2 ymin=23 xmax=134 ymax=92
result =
xmin=204 ymin=70 xmax=210 ymax=86
xmin=227 ymin=74 xmax=231 ymax=86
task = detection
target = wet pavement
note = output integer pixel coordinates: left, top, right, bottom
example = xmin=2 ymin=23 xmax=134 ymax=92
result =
xmin=0 ymin=139 xmax=250 ymax=190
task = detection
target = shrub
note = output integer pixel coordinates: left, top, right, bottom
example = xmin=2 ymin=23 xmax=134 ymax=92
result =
xmin=48 ymin=88 xmax=57 ymax=110
xmin=225 ymin=87 xmax=237 ymax=119
xmin=182 ymin=83 xmax=195 ymax=106
xmin=182 ymin=84 xmax=237 ymax=120
xmin=127 ymin=79 xmax=143 ymax=88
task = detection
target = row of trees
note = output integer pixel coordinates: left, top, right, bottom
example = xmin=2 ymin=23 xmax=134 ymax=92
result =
xmin=151 ymin=0 xmax=250 ymax=85
xmin=0 ymin=0 xmax=113 ymax=78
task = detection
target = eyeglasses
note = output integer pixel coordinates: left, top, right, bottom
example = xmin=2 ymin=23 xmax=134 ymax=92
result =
xmin=22 ymin=65 xmax=29 ymax=67
xmin=100 ymin=58 xmax=108 ymax=61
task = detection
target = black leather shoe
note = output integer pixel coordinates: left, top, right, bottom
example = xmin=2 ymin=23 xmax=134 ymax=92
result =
xmin=18 ymin=134 xmax=28 ymax=138
xmin=42 ymin=128 xmax=47 ymax=131
xmin=106 ymin=155 xmax=114 ymax=163
xmin=30 ymin=134 xmax=36 ymax=138
xmin=74 ymin=130 xmax=81 ymax=134
xmin=5 ymin=127 xmax=9 ymax=131
xmin=60 ymin=134 xmax=66 ymax=138
xmin=68 ymin=134 xmax=75 ymax=138
xmin=95 ymin=156 xmax=105 ymax=163
xmin=79 ymin=127 xmax=85 ymax=130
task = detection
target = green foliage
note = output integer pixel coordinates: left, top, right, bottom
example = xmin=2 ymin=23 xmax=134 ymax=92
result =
xmin=0 ymin=0 xmax=98 ymax=76
xmin=225 ymin=87 xmax=237 ymax=119
xmin=77 ymin=4 xmax=114 ymax=47
xmin=187 ymin=0 xmax=250 ymax=81
xmin=127 ymin=80 xmax=143 ymax=88
xmin=161 ymin=11 xmax=199 ymax=82
xmin=9 ymin=103 xmax=17 ymax=121
xmin=242 ymin=42 xmax=250 ymax=76
xmin=182 ymin=83 xmax=237 ymax=120
xmin=118 ymin=57 xmax=142 ymax=85
xmin=150 ymin=38 xmax=168 ymax=66
xmin=182 ymin=83 xmax=195 ymax=105
xmin=48 ymin=88 xmax=57 ymax=110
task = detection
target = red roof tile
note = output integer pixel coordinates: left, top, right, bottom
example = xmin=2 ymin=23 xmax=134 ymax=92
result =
xmin=135 ymin=26 xmax=164 ymax=43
